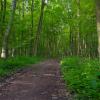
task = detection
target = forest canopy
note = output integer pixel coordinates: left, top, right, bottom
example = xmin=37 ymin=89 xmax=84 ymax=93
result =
xmin=0 ymin=0 xmax=98 ymax=58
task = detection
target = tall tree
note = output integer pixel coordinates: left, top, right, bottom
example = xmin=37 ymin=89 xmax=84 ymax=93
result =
xmin=76 ymin=0 xmax=80 ymax=55
xmin=33 ymin=0 xmax=47 ymax=56
xmin=96 ymin=0 xmax=100 ymax=58
xmin=29 ymin=0 xmax=34 ymax=55
xmin=1 ymin=0 xmax=16 ymax=58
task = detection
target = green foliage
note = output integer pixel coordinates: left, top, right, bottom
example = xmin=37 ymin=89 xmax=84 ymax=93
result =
xmin=61 ymin=56 xmax=100 ymax=100
xmin=0 ymin=56 xmax=42 ymax=77
xmin=0 ymin=0 xmax=97 ymax=58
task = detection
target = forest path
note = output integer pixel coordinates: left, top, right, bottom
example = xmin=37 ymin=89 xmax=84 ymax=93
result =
xmin=0 ymin=60 xmax=72 ymax=100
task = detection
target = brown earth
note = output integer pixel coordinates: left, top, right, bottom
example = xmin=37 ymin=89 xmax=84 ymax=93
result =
xmin=0 ymin=60 xmax=72 ymax=100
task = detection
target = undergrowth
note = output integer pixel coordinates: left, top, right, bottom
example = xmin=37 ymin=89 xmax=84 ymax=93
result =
xmin=0 ymin=56 xmax=42 ymax=77
xmin=61 ymin=56 xmax=100 ymax=100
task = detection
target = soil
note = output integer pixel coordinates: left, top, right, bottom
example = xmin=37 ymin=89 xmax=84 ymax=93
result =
xmin=0 ymin=60 xmax=72 ymax=100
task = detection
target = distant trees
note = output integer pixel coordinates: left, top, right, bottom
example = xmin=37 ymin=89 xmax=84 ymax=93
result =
xmin=66 ymin=0 xmax=97 ymax=58
xmin=0 ymin=0 xmax=98 ymax=58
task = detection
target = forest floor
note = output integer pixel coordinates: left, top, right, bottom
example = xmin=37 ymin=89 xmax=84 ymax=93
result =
xmin=0 ymin=60 xmax=72 ymax=100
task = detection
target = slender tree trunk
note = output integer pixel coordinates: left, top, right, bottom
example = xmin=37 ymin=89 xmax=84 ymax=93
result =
xmin=0 ymin=0 xmax=6 ymax=54
xmin=2 ymin=0 xmax=6 ymax=22
xmin=69 ymin=26 xmax=73 ymax=55
xmin=0 ymin=0 xmax=3 ymax=21
xmin=0 ymin=0 xmax=6 ymax=32
xmin=29 ymin=0 xmax=34 ymax=56
xmin=96 ymin=0 xmax=100 ymax=59
xmin=22 ymin=0 xmax=25 ymax=18
xmin=1 ymin=0 xmax=16 ymax=58
xmin=33 ymin=0 xmax=46 ymax=56
xmin=76 ymin=0 xmax=80 ymax=55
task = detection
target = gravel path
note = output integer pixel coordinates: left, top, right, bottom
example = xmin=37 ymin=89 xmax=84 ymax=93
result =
xmin=0 ymin=60 xmax=72 ymax=100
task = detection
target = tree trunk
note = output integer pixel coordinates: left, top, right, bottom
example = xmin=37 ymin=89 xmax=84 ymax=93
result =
xmin=29 ymin=0 xmax=34 ymax=56
xmin=1 ymin=0 xmax=16 ymax=58
xmin=0 ymin=0 xmax=6 ymax=33
xmin=2 ymin=0 xmax=6 ymax=22
xmin=76 ymin=0 xmax=80 ymax=55
xmin=33 ymin=0 xmax=46 ymax=56
xmin=96 ymin=0 xmax=100 ymax=58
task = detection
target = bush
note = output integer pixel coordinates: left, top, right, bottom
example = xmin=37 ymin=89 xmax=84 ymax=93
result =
xmin=0 ymin=56 xmax=42 ymax=77
xmin=61 ymin=56 xmax=100 ymax=100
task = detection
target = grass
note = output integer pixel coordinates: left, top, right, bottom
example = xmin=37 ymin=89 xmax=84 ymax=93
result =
xmin=61 ymin=56 xmax=100 ymax=100
xmin=0 ymin=56 xmax=42 ymax=78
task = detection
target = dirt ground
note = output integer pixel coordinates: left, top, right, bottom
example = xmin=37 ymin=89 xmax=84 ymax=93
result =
xmin=0 ymin=60 xmax=72 ymax=100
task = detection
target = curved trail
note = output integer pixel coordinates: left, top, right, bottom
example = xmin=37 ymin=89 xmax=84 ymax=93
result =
xmin=0 ymin=60 xmax=71 ymax=100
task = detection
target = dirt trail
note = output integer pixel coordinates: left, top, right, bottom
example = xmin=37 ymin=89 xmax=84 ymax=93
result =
xmin=0 ymin=60 xmax=72 ymax=100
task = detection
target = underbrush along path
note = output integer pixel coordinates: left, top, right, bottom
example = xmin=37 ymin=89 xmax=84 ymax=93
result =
xmin=0 ymin=60 xmax=72 ymax=100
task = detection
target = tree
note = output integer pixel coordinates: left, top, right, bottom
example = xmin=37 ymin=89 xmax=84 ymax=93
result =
xmin=1 ymin=0 xmax=16 ymax=58
xmin=0 ymin=0 xmax=97 ymax=58
xmin=96 ymin=0 xmax=100 ymax=58
xmin=33 ymin=0 xmax=47 ymax=56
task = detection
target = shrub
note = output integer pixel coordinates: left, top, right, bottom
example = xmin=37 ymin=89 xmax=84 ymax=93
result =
xmin=61 ymin=56 xmax=100 ymax=100
xmin=0 ymin=56 xmax=42 ymax=77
